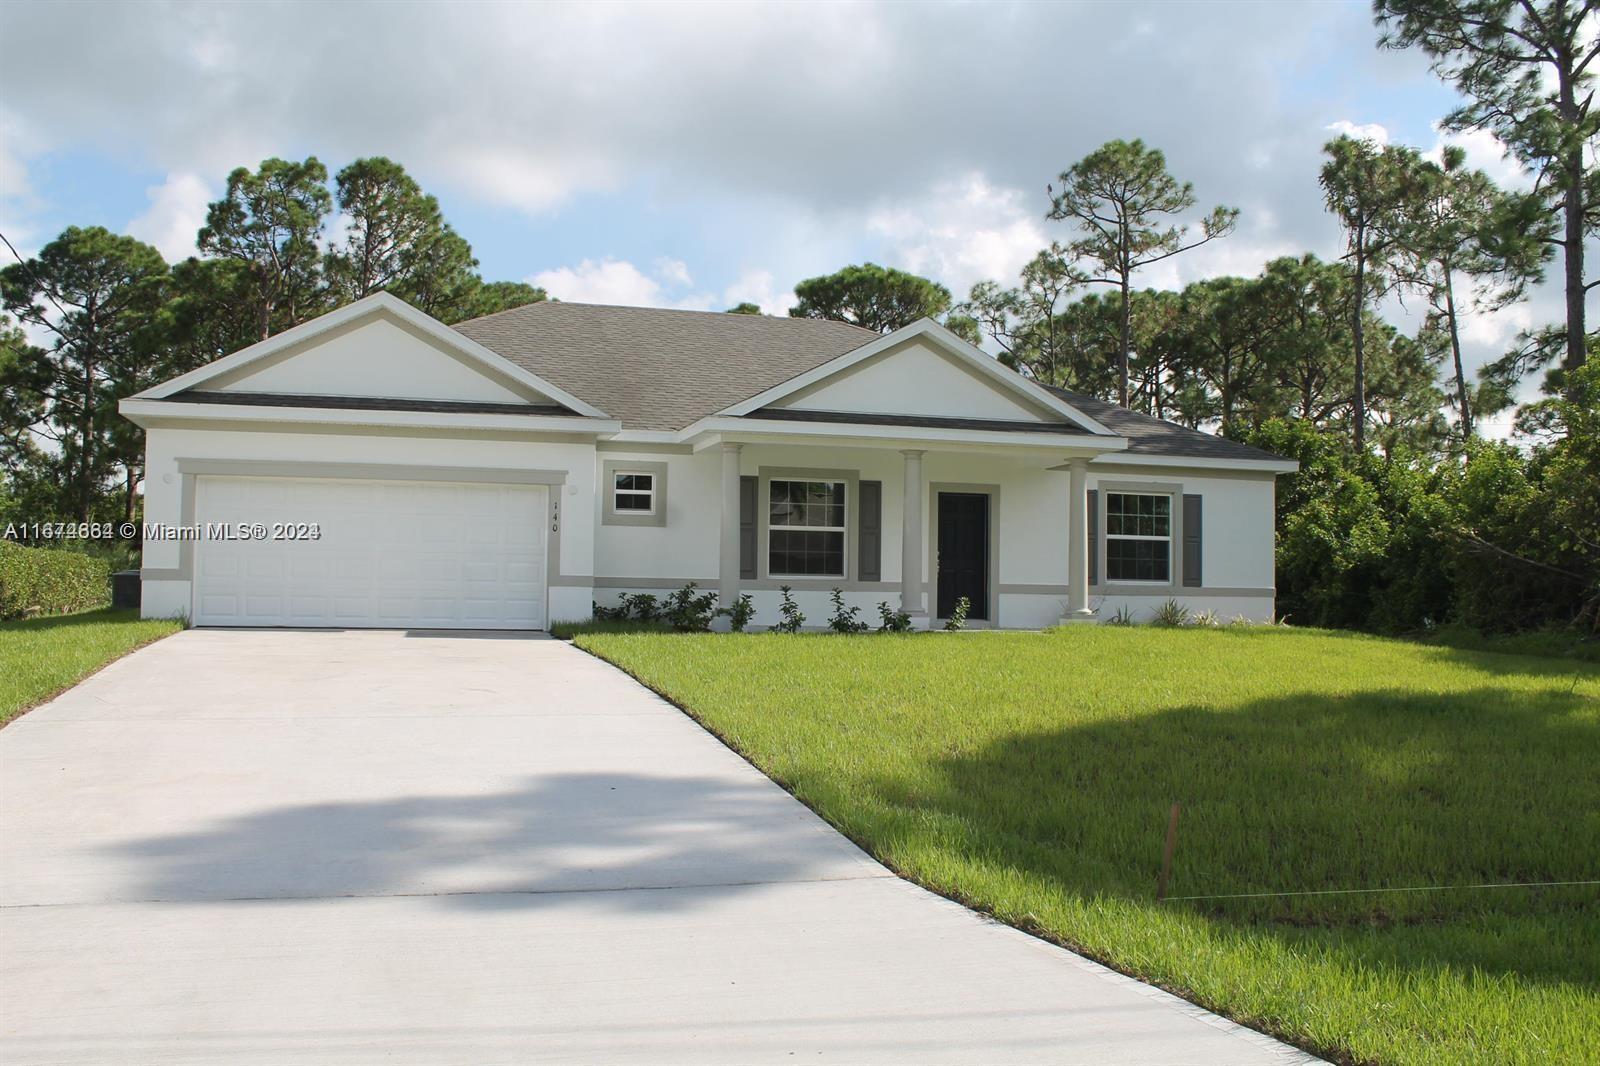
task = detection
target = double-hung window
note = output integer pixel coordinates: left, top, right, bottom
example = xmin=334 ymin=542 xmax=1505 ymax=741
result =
xmin=612 ymin=471 xmax=656 ymax=515
xmin=1104 ymin=492 xmax=1171 ymax=582
xmin=768 ymin=479 xmax=846 ymax=577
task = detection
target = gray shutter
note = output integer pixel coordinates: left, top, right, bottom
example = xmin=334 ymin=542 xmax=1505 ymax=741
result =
xmin=1182 ymin=493 xmax=1202 ymax=588
xmin=1087 ymin=489 xmax=1099 ymax=586
xmin=859 ymin=481 xmax=882 ymax=581
xmin=739 ymin=476 xmax=758 ymax=580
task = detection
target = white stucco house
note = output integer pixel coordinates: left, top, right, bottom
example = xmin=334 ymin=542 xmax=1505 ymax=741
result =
xmin=119 ymin=292 xmax=1296 ymax=631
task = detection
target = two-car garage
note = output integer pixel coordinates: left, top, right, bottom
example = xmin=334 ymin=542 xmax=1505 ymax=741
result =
xmin=190 ymin=476 xmax=549 ymax=630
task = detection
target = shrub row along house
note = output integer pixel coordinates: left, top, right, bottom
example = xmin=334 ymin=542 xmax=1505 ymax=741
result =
xmin=120 ymin=293 xmax=1296 ymax=630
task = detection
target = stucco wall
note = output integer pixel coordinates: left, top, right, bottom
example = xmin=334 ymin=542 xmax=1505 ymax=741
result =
xmin=138 ymin=428 xmax=1278 ymax=629
xmin=590 ymin=444 xmax=1278 ymax=627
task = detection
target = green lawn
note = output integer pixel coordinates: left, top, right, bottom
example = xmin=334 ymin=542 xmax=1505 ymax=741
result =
xmin=572 ymin=626 xmax=1600 ymax=1066
xmin=1 ymin=609 xmax=184 ymax=726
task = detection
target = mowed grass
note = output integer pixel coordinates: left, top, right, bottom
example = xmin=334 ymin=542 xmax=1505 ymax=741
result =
xmin=573 ymin=626 xmax=1600 ymax=1066
xmin=0 ymin=609 xmax=183 ymax=726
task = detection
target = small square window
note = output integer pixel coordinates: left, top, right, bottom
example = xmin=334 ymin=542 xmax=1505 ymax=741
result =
xmin=613 ymin=471 xmax=655 ymax=515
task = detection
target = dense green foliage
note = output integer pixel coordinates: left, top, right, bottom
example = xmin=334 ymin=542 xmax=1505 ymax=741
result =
xmin=0 ymin=608 xmax=182 ymax=724
xmin=789 ymin=262 xmax=953 ymax=332
xmin=0 ymin=542 xmax=111 ymax=619
xmin=574 ymin=625 xmax=1600 ymax=1066
xmin=1234 ymin=360 xmax=1600 ymax=634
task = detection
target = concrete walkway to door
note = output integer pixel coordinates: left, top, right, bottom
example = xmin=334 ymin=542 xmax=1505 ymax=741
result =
xmin=0 ymin=629 xmax=1318 ymax=1065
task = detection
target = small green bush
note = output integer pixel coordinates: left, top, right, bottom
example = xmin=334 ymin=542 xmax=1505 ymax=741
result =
xmin=721 ymin=593 xmax=756 ymax=632
xmin=827 ymin=588 xmax=869 ymax=633
xmin=0 ymin=542 xmax=111 ymax=620
xmin=1103 ymin=604 xmax=1136 ymax=626
xmin=1151 ymin=598 xmax=1190 ymax=627
xmin=944 ymin=596 xmax=971 ymax=631
xmin=771 ymin=585 xmax=806 ymax=633
xmin=662 ymin=582 xmax=718 ymax=632
xmin=876 ymin=600 xmax=913 ymax=633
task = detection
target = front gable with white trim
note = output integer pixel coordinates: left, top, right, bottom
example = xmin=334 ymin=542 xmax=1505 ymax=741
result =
xmin=123 ymin=297 xmax=1294 ymax=631
xmin=207 ymin=313 xmax=552 ymax=406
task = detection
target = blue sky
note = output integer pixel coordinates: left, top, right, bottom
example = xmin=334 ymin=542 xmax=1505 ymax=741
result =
xmin=0 ymin=0 xmax=1563 ymax=428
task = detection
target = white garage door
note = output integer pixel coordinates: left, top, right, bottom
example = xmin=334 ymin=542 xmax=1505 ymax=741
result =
xmin=192 ymin=476 xmax=548 ymax=630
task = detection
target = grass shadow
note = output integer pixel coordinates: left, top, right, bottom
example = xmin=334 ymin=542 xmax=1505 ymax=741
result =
xmin=0 ymin=606 xmax=134 ymax=633
xmin=909 ymin=685 xmax=1599 ymax=989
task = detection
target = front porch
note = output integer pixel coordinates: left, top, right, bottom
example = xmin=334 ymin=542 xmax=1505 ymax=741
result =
xmin=695 ymin=428 xmax=1121 ymax=630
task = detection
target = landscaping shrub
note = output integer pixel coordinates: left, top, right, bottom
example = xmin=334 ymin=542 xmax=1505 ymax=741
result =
xmin=662 ymin=582 xmax=718 ymax=632
xmin=876 ymin=600 xmax=913 ymax=633
xmin=1151 ymin=598 xmax=1191 ymax=627
xmin=0 ymin=542 xmax=111 ymax=620
xmin=943 ymin=595 xmax=970 ymax=631
xmin=771 ymin=585 xmax=805 ymax=633
xmin=827 ymin=587 xmax=868 ymax=633
xmin=721 ymin=593 xmax=755 ymax=633
xmin=1103 ymin=604 xmax=1136 ymax=626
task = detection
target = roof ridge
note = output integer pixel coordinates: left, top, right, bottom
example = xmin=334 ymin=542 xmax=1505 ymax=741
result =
xmin=454 ymin=298 xmax=882 ymax=339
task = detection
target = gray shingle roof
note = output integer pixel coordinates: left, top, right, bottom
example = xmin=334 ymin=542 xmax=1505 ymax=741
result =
xmin=454 ymin=302 xmax=879 ymax=431
xmin=1042 ymin=386 xmax=1291 ymax=463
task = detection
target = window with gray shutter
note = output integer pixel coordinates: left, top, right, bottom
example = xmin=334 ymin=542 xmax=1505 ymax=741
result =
xmin=1182 ymin=493 xmax=1202 ymax=588
xmin=739 ymin=476 xmax=757 ymax=579
xmin=859 ymin=481 xmax=882 ymax=581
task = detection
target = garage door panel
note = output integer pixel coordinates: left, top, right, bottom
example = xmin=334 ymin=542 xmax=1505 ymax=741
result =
xmin=193 ymin=476 xmax=547 ymax=630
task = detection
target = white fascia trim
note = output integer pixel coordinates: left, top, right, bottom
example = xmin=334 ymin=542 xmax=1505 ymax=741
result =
xmin=118 ymin=397 xmax=621 ymax=436
xmin=603 ymin=429 xmax=684 ymax=444
xmin=716 ymin=318 xmax=1118 ymax=437
xmin=1088 ymin=452 xmax=1300 ymax=474
xmin=682 ymin=416 xmax=1130 ymax=454
xmin=134 ymin=292 xmax=611 ymax=419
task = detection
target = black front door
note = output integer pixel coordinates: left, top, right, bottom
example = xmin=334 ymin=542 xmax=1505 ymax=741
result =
xmin=936 ymin=492 xmax=989 ymax=621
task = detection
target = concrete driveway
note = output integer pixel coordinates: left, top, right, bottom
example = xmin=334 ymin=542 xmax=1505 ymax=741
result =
xmin=1 ymin=629 xmax=1315 ymax=1065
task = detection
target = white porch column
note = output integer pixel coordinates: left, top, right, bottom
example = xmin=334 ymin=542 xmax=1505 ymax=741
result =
xmin=900 ymin=449 xmax=925 ymax=617
xmin=1065 ymin=457 xmax=1094 ymax=620
xmin=718 ymin=442 xmax=743 ymax=608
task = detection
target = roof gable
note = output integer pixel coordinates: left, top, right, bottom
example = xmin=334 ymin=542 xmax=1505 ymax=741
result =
xmin=138 ymin=292 xmax=608 ymax=417
xmin=721 ymin=319 xmax=1116 ymax=436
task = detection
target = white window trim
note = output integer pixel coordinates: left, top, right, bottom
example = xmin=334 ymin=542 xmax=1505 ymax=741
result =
xmin=1103 ymin=491 xmax=1173 ymax=585
xmin=612 ymin=470 xmax=656 ymax=516
xmin=767 ymin=477 xmax=848 ymax=580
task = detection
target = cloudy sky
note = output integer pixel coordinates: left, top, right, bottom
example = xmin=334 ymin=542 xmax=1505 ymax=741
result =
xmin=0 ymin=0 xmax=1573 ymax=428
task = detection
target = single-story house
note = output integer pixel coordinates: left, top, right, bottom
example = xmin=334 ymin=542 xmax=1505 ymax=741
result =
xmin=120 ymin=292 xmax=1296 ymax=631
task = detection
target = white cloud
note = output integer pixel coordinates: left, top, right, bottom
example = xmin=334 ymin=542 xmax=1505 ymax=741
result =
xmin=440 ymin=147 xmax=618 ymax=215
xmin=655 ymin=257 xmax=692 ymax=287
xmin=530 ymin=258 xmax=664 ymax=306
xmin=1325 ymin=119 xmax=1391 ymax=145
xmin=126 ymin=172 xmax=210 ymax=262
xmin=866 ymin=174 xmax=1047 ymax=300
xmin=720 ymin=268 xmax=794 ymax=315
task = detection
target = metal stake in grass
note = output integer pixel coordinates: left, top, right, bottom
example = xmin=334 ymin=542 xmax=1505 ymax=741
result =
xmin=1156 ymin=802 xmax=1180 ymax=902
